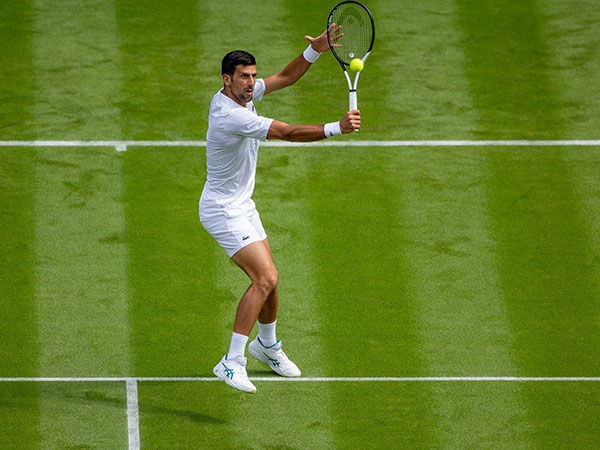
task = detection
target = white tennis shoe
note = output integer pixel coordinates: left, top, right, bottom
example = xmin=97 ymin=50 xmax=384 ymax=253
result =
xmin=248 ymin=338 xmax=301 ymax=377
xmin=213 ymin=355 xmax=256 ymax=394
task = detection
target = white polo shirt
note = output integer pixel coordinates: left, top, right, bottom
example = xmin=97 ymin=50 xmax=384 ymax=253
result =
xmin=200 ymin=78 xmax=273 ymax=220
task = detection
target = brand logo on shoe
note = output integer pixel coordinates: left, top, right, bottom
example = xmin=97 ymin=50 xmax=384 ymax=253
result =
xmin=222 ymin=362 xmax=234 ymax=379
xmin=263 ymin=352 xmax=280 ymax=367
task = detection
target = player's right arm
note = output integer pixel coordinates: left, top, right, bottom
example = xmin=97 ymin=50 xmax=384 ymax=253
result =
xmin=266 ymin=110 xmax=361 ymax=142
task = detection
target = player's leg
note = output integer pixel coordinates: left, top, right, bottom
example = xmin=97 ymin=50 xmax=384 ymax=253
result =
xmin=207 ymin=213 xmax=299 ymax=389
xmin=236 ymin=238 xmax=280 ymax=349
xmin=231 ymin=239 xmax=279 ymax=336
xmin=201 ymin=213 xmax=277 ymax=333
xmin=212 ymin=241 xmax=277 ymax=394
xmin=257 ymin=238 xmax=278 ymax=327
xmin=239 ymin=239 xmax=301 ymax=377
xmin=204 ymin=213 xmax=272 ymax=393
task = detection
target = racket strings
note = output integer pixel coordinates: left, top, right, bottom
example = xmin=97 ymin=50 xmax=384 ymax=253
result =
xmin=330 ymin=4 xmax=373 ymax=64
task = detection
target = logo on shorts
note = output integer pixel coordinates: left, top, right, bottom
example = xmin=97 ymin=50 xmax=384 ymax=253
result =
xmin=242 ymin=235 xmax=250 ymax=241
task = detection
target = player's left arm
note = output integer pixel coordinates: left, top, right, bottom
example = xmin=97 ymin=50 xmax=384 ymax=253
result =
xmin=266 ymin=110 xmax=360 ymax=142
xmin=263 ymin=24 xmax=342 ymax=95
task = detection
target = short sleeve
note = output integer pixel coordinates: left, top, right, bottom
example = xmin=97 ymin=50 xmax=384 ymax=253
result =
xmin=252 ymin=78 xmax=266 ymax=102
xmin=229 ymin=108 xmax=274 ymax=140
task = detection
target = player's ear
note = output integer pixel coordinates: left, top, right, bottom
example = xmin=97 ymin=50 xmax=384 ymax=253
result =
xmin=222 ymin=73 xmax=231 ymax=87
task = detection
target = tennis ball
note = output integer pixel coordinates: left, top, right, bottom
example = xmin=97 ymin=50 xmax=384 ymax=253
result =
xmin=350 ymin=58 xmax=364 ymax=72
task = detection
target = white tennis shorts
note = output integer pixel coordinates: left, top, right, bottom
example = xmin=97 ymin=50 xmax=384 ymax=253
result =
xmin=200 ymin=209 xmax=267 ymax=258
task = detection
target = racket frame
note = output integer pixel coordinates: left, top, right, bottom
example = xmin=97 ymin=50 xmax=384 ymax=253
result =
xmin=327 ymin=0 xmax=375 ymax=111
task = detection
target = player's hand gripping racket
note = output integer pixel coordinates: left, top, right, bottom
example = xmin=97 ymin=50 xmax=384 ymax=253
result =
xmin=327 ymin=1 xmax=375 ymax=121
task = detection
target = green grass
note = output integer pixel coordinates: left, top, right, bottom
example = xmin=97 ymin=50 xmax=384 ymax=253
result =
xmin=1 ymin=0 xmax=600 ymax=448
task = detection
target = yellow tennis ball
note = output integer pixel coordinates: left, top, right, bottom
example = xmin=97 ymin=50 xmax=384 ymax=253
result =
xmin=350 ymin=58 xmax=364 ymax=72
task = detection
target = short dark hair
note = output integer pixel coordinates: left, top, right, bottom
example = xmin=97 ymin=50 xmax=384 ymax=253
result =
xmin=221 ymin=50 xmax=256 ymax=76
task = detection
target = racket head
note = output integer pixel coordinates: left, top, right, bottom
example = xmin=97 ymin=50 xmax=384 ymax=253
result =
xmin=327 ymin=1 xmax=375 ymax=67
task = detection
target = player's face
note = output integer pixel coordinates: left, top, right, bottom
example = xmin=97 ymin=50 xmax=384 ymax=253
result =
xmin=225 ymin=64 xmax=257 ymax=105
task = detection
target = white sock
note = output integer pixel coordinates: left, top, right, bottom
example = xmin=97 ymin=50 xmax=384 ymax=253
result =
xmin=258 ymin=320 xmax=277 ymax=347
xmin=227 ymin=332 xmax=248 ymax=360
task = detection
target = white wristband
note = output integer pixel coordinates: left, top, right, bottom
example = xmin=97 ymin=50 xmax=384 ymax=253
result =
xmin=303 ymin=44 xmax=321 ymax=63
xmin=324 ymin=121 xmax=342 ymax=138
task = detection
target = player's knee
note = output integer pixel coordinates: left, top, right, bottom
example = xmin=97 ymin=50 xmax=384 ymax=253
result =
xmin=255 ymin=268 xmax=278 ymax=295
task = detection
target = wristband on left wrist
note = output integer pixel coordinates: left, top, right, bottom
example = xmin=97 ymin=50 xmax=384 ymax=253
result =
xmin=303 ymin=44 xmax=321 ymax=63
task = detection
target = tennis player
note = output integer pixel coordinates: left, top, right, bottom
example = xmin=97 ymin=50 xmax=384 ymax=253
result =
xmin=201 ymin=25 xmax=360 ymax=393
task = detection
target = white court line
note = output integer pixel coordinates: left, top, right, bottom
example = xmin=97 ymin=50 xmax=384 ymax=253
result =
xmin=0 ymin=140 xmax=599 ymax=152
xmin=126 ymin=379 xmax=140 ymax=450
xmin=1 ymin=376 xmax=599 ymax=382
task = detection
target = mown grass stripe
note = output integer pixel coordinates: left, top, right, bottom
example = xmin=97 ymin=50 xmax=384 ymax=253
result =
xmin=544 ymin=0 xmax=600 ymax=354
xmin=32 ymin=1 xmax=130 ymax=375
xmin=114 ymin=0 xmax=204 ymax=141
xmin=0 ymin=10 xmax=37 ymax=374
xmin=304 ymin=145 xmax=438 ymax=449
xmin=397 ymin=145 xmax=528 ymax=443
xmin=0 ymin=3 xmax=40 ymax=447
xmin=261 ymin=2 xmax=340 ymax=448
xmin=458 ymin=1 xmax=600 ymax=449
xmin=386 ymin=2 xmax=526 ymax=447
xmin=303 ymin=2 xmax=443 ymax=447
xmin=119 ymin=151 xmax=213 ymax=377
xmin=257 ymin=144 xmax=338 ymax=446
xmin=0 ymin=1 xmax=37 ymax=140
xmin=543 ymin=0 xmax=600 ymax=137
xmin=31 ymin=0 xmax=130 ymax=447
xmin=30 ymin=0 xmax=125 ymax=140
xmin=116 ymin=0 xmax=209 ymax=378
xmin=0 ymin=149 xmax=39 ymax=378
xmin=459 ymin=0 xmax=600 ymax=379
xmin=114 ymin=1 xmax=232 ymax=447
xmin=457 ymin=0 xmax=567 ymax=139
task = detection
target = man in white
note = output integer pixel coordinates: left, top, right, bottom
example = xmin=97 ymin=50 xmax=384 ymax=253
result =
xmin=201 ymin=24 xmax=360 ymax=393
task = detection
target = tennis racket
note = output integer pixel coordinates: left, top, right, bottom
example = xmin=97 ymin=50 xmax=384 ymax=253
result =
xmin=327 ymin=1 xmax=375 ymax=114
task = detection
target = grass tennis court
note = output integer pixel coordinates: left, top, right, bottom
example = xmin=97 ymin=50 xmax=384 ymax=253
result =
xmin=1 ymin=0 xmax=600 ymax=448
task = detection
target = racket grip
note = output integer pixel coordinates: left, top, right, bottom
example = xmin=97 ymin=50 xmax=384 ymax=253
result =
xmin=349 ymin=90 xmax=357 ymax=111
xmin=349 ymin=90 xmax=359 ymax=131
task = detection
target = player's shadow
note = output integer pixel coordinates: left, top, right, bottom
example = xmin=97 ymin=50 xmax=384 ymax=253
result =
xmin=246 ymin=367 xmax=275 ymax=377
xmin=52 ymin=386 xmax=227 ymax=425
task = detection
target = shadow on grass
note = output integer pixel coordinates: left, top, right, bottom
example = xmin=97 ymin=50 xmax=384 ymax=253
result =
xmin=50 ymin=386 xmax=227 ymax=426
